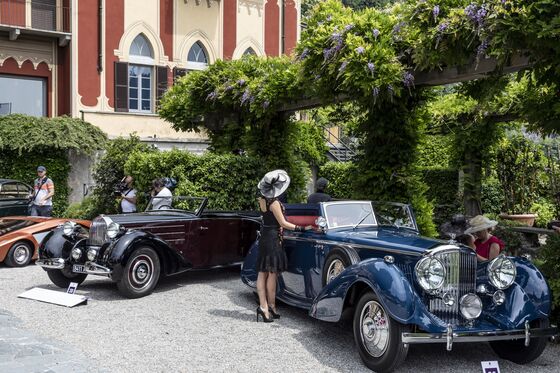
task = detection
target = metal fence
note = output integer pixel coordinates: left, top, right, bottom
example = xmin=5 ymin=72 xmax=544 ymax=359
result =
xmin=0 ymin=0 xmax=70 ymax=33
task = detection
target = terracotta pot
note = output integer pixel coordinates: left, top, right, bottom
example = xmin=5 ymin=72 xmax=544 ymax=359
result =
xmin=499 ymin=213 xmax=537 ymax=227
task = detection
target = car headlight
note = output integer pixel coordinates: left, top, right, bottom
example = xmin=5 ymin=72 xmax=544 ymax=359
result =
xmin=459 ymin=293 xmax=482 ymax=320
xmin=63 ymin=221 xmax=77 ymax=236
xmin=71 ymin=247 xmax=82 ymax=260
xmin=487 ymin=255 xmax=516 ymax=290
xmin=87 ymin=248 xmax=98 ymax=262
xmin=106 ymin=222 xmax=121 ymax=239
xmin=415 ymin=256 xmax=446 ymax=293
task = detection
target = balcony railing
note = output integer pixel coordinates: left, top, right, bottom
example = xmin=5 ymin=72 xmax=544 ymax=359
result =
xmin=0 ymin=0 xmax=70 ymax=33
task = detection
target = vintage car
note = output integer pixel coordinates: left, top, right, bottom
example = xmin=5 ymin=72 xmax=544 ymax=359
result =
xmin=37 ymin=196 xmax=260 ymax=298
xmin=241 ymin=201 xmax=558 ymax=372
xmin=0 ymin=179 xmax=32 ymax=217
xmin=0 ymin=217 xmax=90 ymax=267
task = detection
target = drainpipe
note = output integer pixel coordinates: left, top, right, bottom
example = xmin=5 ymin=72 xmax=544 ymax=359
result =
xmin=280 ymin=0 xmax=285 ymax=55
xmin=97 ymin=0 xmax=103 ymax=73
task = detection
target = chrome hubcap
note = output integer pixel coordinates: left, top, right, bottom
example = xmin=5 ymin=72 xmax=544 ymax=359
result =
xmin=360 ymin=300 xmax=390 ymax=358
xmin=129 ymin=255 xmax=153 ymax=290
xmin=14 ymin=245 xmax=30 ymax=264
xmin=326 ymin=259 xmax=345 ymax=284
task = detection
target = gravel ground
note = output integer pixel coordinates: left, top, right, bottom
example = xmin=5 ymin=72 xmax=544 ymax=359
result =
xmin=0 ymin=264 xmax=559 ymax=373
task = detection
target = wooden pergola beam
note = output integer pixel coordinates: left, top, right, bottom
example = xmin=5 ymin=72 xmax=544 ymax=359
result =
xmin=278 ymin=54 xmax=531 ymax=113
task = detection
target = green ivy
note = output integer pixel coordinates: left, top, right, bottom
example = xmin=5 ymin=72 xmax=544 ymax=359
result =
xmin=319 ymin=161 xmax=358 ymax=199
xmin=536 ymin=233 xmax=560 ymax=326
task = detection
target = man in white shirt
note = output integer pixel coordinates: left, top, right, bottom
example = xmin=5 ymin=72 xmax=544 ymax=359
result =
xmin=150 ymin=179 xmax=172 ymax=210
xmin=119 ymin=176 xmax=137 ymax=213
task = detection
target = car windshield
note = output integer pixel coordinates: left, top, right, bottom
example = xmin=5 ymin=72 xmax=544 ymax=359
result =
xmin=324 ymin=202 xmax=376 ymax=229
xmin=145 ymin=196 xmax=206 ymax=214
xmin=372 ymin=202 xmax=417 ymax=230
xmin=0 ymin=219 xmax=36 ymax=236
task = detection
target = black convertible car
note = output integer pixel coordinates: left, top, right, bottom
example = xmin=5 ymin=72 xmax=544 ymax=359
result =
xmin=37 ymin=197 xmax=260 ymax=298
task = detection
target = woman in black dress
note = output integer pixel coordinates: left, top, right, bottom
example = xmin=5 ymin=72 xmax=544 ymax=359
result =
xmin=256 ymin=170 xmax=310 ymax=322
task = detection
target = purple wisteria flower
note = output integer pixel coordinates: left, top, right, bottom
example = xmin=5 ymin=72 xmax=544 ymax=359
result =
xmin=298 ymin=48 xmax=310 ymax=60
xmin=372 ymin=87 xmax=380 ymax=97
xmin=367 ymin=62 xmax=375 ymax=74
xmin=339 ymin=61 xmax=348 ymax=73
xmin=344 ymin=24 xmax=354 ymax=32
xmin=433 ymin=5 xmax=440 ymax=21
xmin=387 ymin=84 xmax=394 ymax=95
xmin=477 ymin=39 xmax=489 ymax=58
xmin=403 ymin=72 xmax=415 ymax=89
xmin=373 ymin=28 xmax=380 ymax=40
xmin=262 ymin=100 xmax=270 ymax=109
xmin=240 ymin=90 xmax=252 ymax=106
xmin=475 ymin=7 xmax=487 ymax=25
xmin=314 ymin=74 xmax=321 ymax=81
xmin=464 ymin=3 xmax=487 ymax=28
xmin=206 ymin=91 xmax=218 ymax=101
xmin=465 ymin=4 xmax=478 ymax=21
xmin=237 ymin=79 xmax=246 ymax=86
xmin=225 ymin=84 xmax=234 ymax=92
xmin=438 ymin=22 xmax=449 ymax=33
xmin=323 ymin=47 xmax=335 ymax=61
xmin=393 ymin=21 xmax=405 ymax=35
xmin=355 ymin=46 xmax=365 ymax=54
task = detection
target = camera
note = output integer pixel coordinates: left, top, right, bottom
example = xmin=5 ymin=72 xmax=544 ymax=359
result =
xmin=113 ymin=177 xmax=128 ymax=196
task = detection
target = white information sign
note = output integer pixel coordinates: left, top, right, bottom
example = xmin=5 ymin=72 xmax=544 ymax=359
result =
xmin=18 ymin=287 xmax=87 ymax=308
xmin=67 ymin=282 xmax=79 ymax=294
xmin=481 ymin=361 xmax=500 ymax=373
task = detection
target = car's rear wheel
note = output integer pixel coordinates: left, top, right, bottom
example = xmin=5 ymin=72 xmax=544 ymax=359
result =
xmin=5 ymin=241 xmax=33 ymax=267
xmin=47 ymin=269 xmax=87 ymax=288
xmin=322 ymin=247 xmax=359 ymax=286
xmin=353 ymin=291 xmax=409 ymax=372
xmin=117 ymin=247 xmax=160 ymax=299
xmin=489 ymin=319 xmax=549 ymax=364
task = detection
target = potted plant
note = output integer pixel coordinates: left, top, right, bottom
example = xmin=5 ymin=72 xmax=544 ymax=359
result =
xmin=496 ymin=134 xmax=546 ymax=226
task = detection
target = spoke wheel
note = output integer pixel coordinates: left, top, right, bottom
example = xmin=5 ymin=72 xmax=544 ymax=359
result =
xmin=322 ymin=248 xmax=359 ymax=286
xmin=353 ymin=291 xmax=409 ymax=372
xmin=326 ymin=259 xmax=345 ymax=284
xmin=5 ymin=241 xmax=33 ymax=267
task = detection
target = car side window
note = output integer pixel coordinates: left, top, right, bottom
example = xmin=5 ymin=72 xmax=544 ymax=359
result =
xmin=17 ymin=183 xmax=31 ymax=199
xmin=0 ymin=183 xmax=18 ymax=198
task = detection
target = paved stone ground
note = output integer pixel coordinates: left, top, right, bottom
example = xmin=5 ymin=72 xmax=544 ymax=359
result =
xmin=0 ymin=264 xmax=559 ymax=373
xmin=0 ymin=308 xmax=97 ymax=373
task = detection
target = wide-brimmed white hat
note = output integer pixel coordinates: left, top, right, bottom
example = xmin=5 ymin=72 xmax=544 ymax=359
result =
xmin=258 ymin=169 xmax=290 ymax=199
xmin=464 ymin=215 xmax=498 ymax=234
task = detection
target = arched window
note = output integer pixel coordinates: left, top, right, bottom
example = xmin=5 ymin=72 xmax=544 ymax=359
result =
xmin=128 ymin=34 xmax=154 ymax=113
xmin=186 ymin=41 xmax=209 ymax=70
xmin=243 ymin=47 xmax=256 ymax=56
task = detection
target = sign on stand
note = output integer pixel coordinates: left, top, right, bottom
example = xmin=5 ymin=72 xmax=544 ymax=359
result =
xmin=481 ymin=361 xmax=500 ymax=373
xmin=18 ymin=287 xmax=87 ymax=307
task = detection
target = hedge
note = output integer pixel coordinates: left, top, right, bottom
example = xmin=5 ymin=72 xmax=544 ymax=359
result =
xmin=124 ymin=150 xmax=267 ymax=211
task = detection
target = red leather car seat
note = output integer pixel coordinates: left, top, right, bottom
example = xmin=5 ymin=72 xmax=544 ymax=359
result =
xmin=286 ymin=215 xmax=318 ymax=228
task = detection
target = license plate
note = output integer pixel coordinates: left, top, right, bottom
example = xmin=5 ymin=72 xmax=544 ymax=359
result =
xmin=72 ymin=264 xmax=86 ymax=274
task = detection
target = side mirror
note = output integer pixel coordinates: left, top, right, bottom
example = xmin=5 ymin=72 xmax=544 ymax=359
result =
xmin=315 ymin=217 xmax=328 ymax=232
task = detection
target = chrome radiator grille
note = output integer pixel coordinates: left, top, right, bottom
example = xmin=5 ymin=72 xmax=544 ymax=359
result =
xmin=428 ymin=248 xmax=477 ymax=325
xmin=89 ymin=217 xmax=107 ymax=246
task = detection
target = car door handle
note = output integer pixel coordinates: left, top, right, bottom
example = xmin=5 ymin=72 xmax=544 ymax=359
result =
xmin=199 ymin=226 xmax=209 ymax=231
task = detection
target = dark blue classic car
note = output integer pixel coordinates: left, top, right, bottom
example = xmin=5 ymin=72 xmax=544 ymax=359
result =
xmin=241 ymin=201 xmax=558 ymax=372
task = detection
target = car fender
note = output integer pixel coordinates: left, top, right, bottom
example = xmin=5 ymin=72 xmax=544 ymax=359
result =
xmin=105 ymin=230 xmax=188 ymax=281
xmin=482 ymin=258 xmax=552 ymax=329
xmin=241 ymin=238 xmax=259 ymax=288
xmin=310 ymin=258 xmax=419 ymax=323
xmin=39 ymin=227 xmax=81 ymax=261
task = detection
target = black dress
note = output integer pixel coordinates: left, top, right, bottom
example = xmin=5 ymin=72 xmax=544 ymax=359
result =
xmin=256 ymin=198 xmax=288 ymax=273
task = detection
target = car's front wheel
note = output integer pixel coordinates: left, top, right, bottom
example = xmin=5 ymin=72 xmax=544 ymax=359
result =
xmin=47 ymin=269 xmax=87 ymax=288
xmin=5 ymin=241 xmax=33 ymax=267
xmin=353 ymin=291 xmax=409 ymax=372
xmin=489 ymin=319 xmax=549 ymax=364
xmin=117 ymin=247 xmax=161 ymax=299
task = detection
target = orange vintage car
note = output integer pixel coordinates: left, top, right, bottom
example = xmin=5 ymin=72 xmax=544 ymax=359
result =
xmin=0 ymin=216 xmax=90 ymax=267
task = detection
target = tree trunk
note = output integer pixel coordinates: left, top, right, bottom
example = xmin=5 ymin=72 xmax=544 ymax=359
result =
xmin=463 ymin=149 xmax=482 ymax=217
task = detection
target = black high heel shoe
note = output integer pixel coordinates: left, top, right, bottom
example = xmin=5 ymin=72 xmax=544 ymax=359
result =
xmin=256 ymin=307 xmax=273 ymax=323
xmin=268 ymin=307 xmax=281 ymax=319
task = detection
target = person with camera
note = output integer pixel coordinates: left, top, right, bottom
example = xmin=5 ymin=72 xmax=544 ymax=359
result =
xmin=117 ymin=176 xmax=137 ymax=213
xmin=150 ymin=178 xmax=173 ymax=210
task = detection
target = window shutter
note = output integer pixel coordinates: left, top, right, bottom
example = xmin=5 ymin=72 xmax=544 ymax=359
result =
xmin=156 ymin=66 xmax=169 ymax=111
xmin=173 ymin=67 xmax=188 ymax=82
xmin=114 ymin=62 xmax=129 ymax=112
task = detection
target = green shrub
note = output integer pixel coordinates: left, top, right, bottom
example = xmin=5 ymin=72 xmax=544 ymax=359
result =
xmin=530 ymin=199 xmax=556 ymax=228
xmin=63 ymin=196 xmax=99 ymax=220
xmin=481 ymin=177 xmax=505 ymax=215
xmin=536 ymin=233 xmax=560 ymax=326
xmin=125 ymin=150 xmax=266 ymax=211
xmin=318 ymin=161 xmax=357 ymax=199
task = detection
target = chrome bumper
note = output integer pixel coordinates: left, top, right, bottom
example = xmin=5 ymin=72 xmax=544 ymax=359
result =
xmin=84 ymin=261 xmax=112 ymax=276
xmin=402 ymin=322 xmax=558 ymax=351
xmin=36 ymin=258 xmax=65 ymax=269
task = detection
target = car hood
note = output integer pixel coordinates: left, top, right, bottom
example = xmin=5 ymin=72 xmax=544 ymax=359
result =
xmin=324 ymin=227 xmax=444 ymax=255
xmin=106 ymin=212 xmax=196 ymax=226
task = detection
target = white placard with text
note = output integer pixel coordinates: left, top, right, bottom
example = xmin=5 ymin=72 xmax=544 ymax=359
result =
xmin=481 ymin=360 xmax=500 ymax=373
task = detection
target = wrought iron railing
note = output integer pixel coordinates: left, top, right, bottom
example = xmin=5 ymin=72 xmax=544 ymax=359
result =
xmin=322 ymin=125 xmax=357 ymax=162
xmin=0 ymin=0 xmax=71 ymax=33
